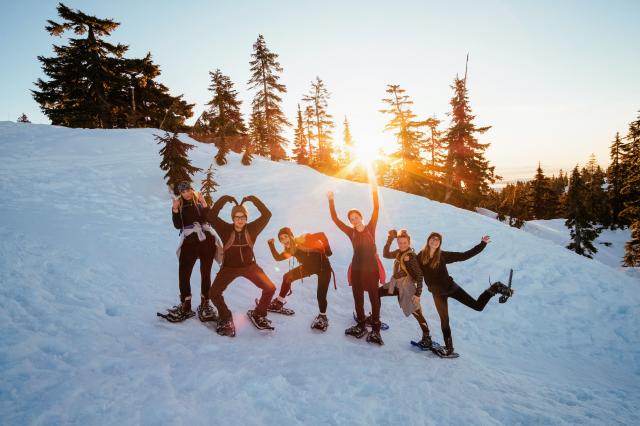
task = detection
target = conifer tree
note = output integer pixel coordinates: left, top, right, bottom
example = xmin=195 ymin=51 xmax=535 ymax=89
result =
xmin=607 ymin=132 xmax=625 ymax=228
xmin=292 ymin=104 xmax=308 ymax=165
xmin=380 ymin=84 xmax=425 ymax=193
xmin=620 ymin=112 xmax=640 ymax=266
xmin=528 ymin=162 xmax=550 ymax=219
xmin=17 ymin=113 xmax=31 ymax=123
xmin=157 ymin=132 xmax=202 ymax=190
xmin=303 ymin=77 xmax=335 ymax=170
xmin=442 ymin=70 xmax=497 ymax=208
xmin=565 ymin=166 xmax=601 ymax=258
xmin=248 ymin=34 xmax=290 ymax=160
xmin=200 ymin=164 xmax=219 ymax=205
xmin=197 ymin=69 xmax=246 ymax=165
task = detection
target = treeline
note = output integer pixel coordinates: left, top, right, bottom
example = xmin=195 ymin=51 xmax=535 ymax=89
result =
xmin=483 ymin=112 xmax=640 ymax=266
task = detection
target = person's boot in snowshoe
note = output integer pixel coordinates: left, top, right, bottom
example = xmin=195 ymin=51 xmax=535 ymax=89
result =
xmin=162 ymin=296 xmax=195 ymax=322
xmin=366 ymin=323 xmax=384 ymax=345
xmin=197 ymin=296 xmax=218 ymax=322
xmin=490 ymin=281 xmax=514 ymax=302
xmin=415 ymin=332 xmax=433 ymax=350
xmin=266 ymin=297 xmax=295 ymax=315
xmin=247 ymin=309 xmax=274 ymax=330
xmin=345 ymin=321 xmax=367 ymax=338
xmin=441 ymin=336 xmax=455 ymax=356
xmin=216 ymin=316 xmax=236 ymax=337
xmin=310 ymin=314 xmax=329 ymax=331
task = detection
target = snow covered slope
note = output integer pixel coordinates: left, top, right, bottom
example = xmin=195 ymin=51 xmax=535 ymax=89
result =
xmin=1 ymin=122 xmax=639 ymax=425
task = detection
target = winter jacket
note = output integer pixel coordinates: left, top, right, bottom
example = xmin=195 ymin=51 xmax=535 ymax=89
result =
xmin=207 ymin=195 xmax=271 ymax=268
xmin=417 ymin=241 xmax=487 ymax=296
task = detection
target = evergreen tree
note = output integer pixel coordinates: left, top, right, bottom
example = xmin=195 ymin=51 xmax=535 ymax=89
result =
xmin=620 ymin=111 xmax=640 ymax=266
xmin=528 ymin=162 xmax=550 ymax=219
xmin=545 ymin=171 xmax=566 ymax=219
xmin=583 ymin=155 xmax=611 ymax=227
xmin=200 ymin=164 xmax=219 ymax=205
xmin=607 ymin=132 xmax=625 ymax=228
xmin=248 ymin=34 xmax=290 ymax=161
xmin=443 ymin=72 xmax=498 ymax=209
xmin=421 ymin=116 xmax=446 ymax=197
xmin=197 ymin=69 xmax=246 ymax=165
xmin=342 ymin=116 xmax=354 ymax=166
xmin=498 ymin=181 xmax=529 ymax=228
xmin=157 ymin=132 xmax=202 ymax=190
xmin=304 ymin=105 xmax=316 ymax=164
xmin=17 ymin=113 xmax=31 ymax=123
xmin=565 ymin=166 xmax=601 ymax=258
xmin=247 ymin=110 xmax=268 ymax=157
xmin=33 ymin=4 xmax=192 ymax=130
xmin=380 ymin=84 xmax=425 ymax=193
xmin=303 ymin=77 xmax=335 ymax=170
xmin=292 ymin=104 xmax=308 ymax=165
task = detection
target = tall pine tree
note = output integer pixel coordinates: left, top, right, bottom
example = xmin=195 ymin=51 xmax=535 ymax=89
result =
xmin=292 ymin=104 xmax=309 ymax=165
xmin=380 ymin=84 xmax=425 ymax=194
xmin=620 ymin=111 xmax=640 ymax=266
xmin=443 ymin=70 xmax=497 ymax=209
xmin=607 ymin=132 xmax=626 ymax=228
xmin=528 ymin=163 xmax=550 ymax=219
xmin=157 ymin=132 xmax=202 ymax=190
xmin=565 ymin=166 xmax=601 ymax=258
xmin=247 ymin=34 xmax=290 ymax=161
xmin=303 ymin=77 xmax=335 ymax=171
xmin=198 ymin=69 xmax=246 ymax=165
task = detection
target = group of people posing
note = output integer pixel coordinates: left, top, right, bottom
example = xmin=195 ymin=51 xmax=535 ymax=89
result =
xmin=161 ymin=180 xmax=513 ymax=357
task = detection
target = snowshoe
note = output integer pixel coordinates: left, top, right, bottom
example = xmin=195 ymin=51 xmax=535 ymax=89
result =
xmin=216 ymin=317 xmax=236 ymax=337
xmin=310 ymin=314 xmax=329 ymax=332
xmin=345 ymin=323 xmax=367 ymax=339
xmin=432 ymin=342 xmax=459 ymax=359
xmin=157 ymin=307 xmax=195 ymax=323
xmin=353 ymin=312 xmax=389 ymax=330
xmin=157 ymin=298 xmax=195 ymax=323
xmin=491 ymin=269 xmax=514 ymax=304
xmin=247 ymin=309 xmax=274 ymax=330
xmin=414 ymin=334 xmax=433 ymax=350
xmin=260 ymin=298 xmax=295 ymax=316
xmin=197 ymin=299 xmax=218 ymax=322
xmin=366 ymin=329 xmax=384 ymax=345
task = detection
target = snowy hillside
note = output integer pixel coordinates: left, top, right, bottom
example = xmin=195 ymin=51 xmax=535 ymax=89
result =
xmin=1 ymin=122 xmax=639 ymax=425
xmin=475 ymin=208 xmax=640 ymax=280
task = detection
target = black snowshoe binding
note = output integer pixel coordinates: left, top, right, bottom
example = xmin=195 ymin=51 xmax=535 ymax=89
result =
xmin=345 ymin=322 xmax=367 ymax=339
xmin=366 ymin=329 xmax=384 ymax=346
xmin=197 ymin=298 xmax=218 ymax=322
xmin=310 ymin=314 xmax=329 ymax=332
xmin=490 ymin=269 xmax=514 ymax=303
xmin=216 ymin=317 xmax=236 ymax=337
xmin=262 ymin=298 xmax=295 ymax=316
xmin=157 ymin=298 xmax=195 ymax=323
xmin=433 ymin=338 xmax=459 ymax=359
xmin=247 ymin=309 xmax=274 ymax=330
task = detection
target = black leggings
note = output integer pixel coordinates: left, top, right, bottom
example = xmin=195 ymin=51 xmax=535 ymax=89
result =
xmin=279 ymin=265 xmax=332 ymax=313
xmin=378 ymin=287 xmax=430 ymax=336
xmin=352 ymin=269 xmax=381 ymax=331
xmin=178 ymin=235 xmax=216 ymax=302
xmin=432 ymin=286 xmax=494 ymax=343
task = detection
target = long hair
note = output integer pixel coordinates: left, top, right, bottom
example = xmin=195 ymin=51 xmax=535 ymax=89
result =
xmin=278 ymin=227 xmax=296 ymax=254
xmin=420 ymin=232 xmax=443 ymax=269
xmin=179 ymin=190 xmax=204 ymax=209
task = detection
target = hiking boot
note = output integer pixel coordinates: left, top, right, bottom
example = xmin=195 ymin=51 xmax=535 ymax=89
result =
xmin=216 ymin=317 xmax=235 ymax=337
xmin=345 ymin=322 xmax=367 ymax=338
xmin=366 ymin=329 xmax=384 ymax=345
xmin=197 ymin=297 xmax=218 ymax=322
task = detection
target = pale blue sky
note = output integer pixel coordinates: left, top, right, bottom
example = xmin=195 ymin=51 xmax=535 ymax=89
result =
xmin=1 ymin=0 xmax=638 ymax=180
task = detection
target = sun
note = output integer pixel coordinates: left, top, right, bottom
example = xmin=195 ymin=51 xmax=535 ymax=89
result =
xmin=351 ymin=140 xmax=384 ymax=167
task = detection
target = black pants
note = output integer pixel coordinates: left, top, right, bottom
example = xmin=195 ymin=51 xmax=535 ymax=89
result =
xmin=352 ymin=269 xmax=381 ymax=331
xmin=378 ymin=287 xmax=430 ymax=336
xmin=178 ymin=234 xmax=216 ymax=302
xmin=279 ymin=264 xmax=332 ymax=313
xmin=432 ymin=286 xmax=494 ymax=343
xmin=209 ymin=263 xmax=276 ymax=320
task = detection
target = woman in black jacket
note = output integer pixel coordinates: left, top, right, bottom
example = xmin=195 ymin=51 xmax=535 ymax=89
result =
xmin=417 ymin=232 xmax=512 ymax=356
xmin=162 ymin=181 xmax=218 ymax=323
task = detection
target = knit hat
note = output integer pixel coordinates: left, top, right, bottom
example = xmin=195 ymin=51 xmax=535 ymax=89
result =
xmin=231 ymin=204 xmax=249 ymax=219
xmin=176 ymin=181 xmax=192 ymax=193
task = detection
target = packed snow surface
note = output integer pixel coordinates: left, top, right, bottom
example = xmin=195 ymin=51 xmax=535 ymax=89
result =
xmin=1 ymin=122 xmax=639 ymax=425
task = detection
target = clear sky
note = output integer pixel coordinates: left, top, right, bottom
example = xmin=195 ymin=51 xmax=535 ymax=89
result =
xmin=1 ymin=0 xmax=638 ymax=181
